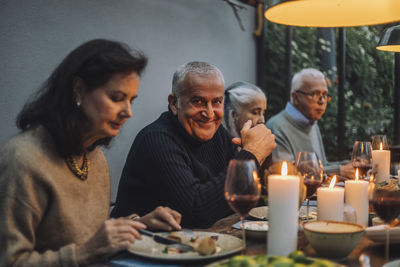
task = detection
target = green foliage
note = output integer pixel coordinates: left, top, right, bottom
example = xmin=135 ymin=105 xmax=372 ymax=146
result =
xmin=342 ymin=27 xmax=394 ymax=157
xmin=264 ymin=24 xmax=394 ymax=160
xmin=264 ymin=23 xmax=288 ymax=116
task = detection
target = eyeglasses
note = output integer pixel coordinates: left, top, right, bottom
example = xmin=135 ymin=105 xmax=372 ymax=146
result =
xmin=295 ymin=90 xmax=330 ymax=102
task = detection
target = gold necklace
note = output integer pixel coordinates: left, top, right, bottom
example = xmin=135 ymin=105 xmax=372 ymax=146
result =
xmin=65 ymin=153 xmax=90 ymax=181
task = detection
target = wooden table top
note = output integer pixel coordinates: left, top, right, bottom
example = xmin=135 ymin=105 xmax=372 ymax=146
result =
xmin=102 ymin=214 xmax=400 ymax=267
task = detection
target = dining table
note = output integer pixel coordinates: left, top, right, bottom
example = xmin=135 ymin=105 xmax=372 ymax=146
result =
xmin=96 ymin=211 xmax=400 ymax=267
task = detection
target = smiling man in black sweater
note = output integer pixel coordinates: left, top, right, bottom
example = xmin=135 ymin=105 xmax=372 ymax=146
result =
xmin=112 ymin=62 xmax=276 ymax=228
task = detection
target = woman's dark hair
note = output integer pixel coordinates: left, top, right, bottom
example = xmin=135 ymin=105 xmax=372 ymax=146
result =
xmin=17 ymin=39 xmax=148 ymax=157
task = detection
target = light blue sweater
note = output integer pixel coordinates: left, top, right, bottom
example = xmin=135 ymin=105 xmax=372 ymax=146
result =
xmin=266 ymin=108 xmax=341 ymax=175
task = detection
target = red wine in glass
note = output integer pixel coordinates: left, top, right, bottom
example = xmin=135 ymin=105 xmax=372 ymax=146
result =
xmin=370 ymin=190 xmax=400 ymax=223
xmin=351 ymin=141 xmax=372 ymax=179
xmin=295 ymin=152 xmax=324 ymax=221
xmin=304 ymin=180 xmax=322 ymax=199
xmin=352 ymin=162 xmax=372 ymax=178
xmin=225 ymin=159 xmax=260 ymax=252
xmin=226 ymin=194 xmax=259 ymax=217
xmin=369 ymin=187 xmax=400 ymax=261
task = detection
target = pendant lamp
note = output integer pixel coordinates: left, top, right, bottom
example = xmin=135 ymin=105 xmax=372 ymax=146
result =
xmin=265 ymin=0 xmax=400 ymax=27
xmin=377 ymin=25 xmax=400 ymax=52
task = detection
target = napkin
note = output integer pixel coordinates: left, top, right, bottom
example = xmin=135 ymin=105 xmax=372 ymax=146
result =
xmin=365 ymin=225 xmax=400 ymax=244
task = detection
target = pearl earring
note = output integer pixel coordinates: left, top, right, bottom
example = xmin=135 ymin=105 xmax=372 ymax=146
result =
xmin=76 ymin=101 xmax=81 ymax=107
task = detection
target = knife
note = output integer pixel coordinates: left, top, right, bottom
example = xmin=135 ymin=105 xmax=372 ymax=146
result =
xmin=138 ymin=229 xmax=194 ymax=252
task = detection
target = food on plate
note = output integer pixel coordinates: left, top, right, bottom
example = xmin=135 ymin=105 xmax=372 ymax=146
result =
xmin=213 ymin=250 xmax=340 ymax=267
xmin=196 ymin=236 xmax=217 ymax=255
xmin=167 ymin=234 xmax=182 ymax=243
xmin=243 ymin=221 xmax=269 ymax=231
xmin=162 ymin=235 xmax=220 ymax=255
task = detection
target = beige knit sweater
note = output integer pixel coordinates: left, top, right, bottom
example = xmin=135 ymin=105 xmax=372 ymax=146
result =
xmin=0 ymin=127 xmax=110 ymax=266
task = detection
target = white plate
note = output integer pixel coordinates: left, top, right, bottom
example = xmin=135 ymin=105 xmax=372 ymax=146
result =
xmin=365 ymin=225 xmax=400 ymax=244
xmin=383 ymin=259 xmax=400 ymax=267
xmin=249 ymin=206 xmax=317 ymax=221
xmin=127 ymin=231 xmax=243 ymax=262
xmin=249 ymin=206 xmax=268 ymax=220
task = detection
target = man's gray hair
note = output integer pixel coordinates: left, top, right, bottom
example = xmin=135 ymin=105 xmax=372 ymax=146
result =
xmin=172 ymin=61 xmax=225 ymax=97
xmin=223 ymin=81 xmax=266 ymax=138
xmin=290 ymin=68 xmax=326 ymax=102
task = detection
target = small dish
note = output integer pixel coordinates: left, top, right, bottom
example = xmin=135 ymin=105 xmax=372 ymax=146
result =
xmin=365 ymin=225 xmax=400 ymax=244
xmin=249 ymin=206 xmax=317 ymax=221
xmin=249 ymin=206 xmax=268 ymax=220
xmin=241 ymin=221 xmax=268 ymax=241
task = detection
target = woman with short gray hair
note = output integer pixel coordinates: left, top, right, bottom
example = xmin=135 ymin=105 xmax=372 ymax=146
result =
xmin=223 ymin=81 xmax=267 ymax=138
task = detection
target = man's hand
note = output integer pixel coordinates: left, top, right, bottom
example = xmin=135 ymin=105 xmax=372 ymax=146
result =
xmin=236 ymin=120 xmax=276 ymax=165
xmin=137 ymin=206 xmax=182 ymax=231
xmin=340 ymin=162 xmax=355 ymax=178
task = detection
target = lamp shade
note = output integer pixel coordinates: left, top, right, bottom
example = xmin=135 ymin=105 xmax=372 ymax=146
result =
xmin=377 ymin=25 xmax=400 ymax=52
xmin=265 ymin=0 xmax=400 ymax=27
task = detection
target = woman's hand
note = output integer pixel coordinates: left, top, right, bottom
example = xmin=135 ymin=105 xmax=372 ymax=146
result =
xmin=76 ymin=218 xmax=146 ymax=265
xmin=137 ymin=206 xmax=182 ymax=231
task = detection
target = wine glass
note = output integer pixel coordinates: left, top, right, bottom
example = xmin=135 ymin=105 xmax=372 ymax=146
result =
xmin=351 ymin=141 xmax=372 ymax=179
xmin=295 ymin=152 xmax=324 ymax=222
xmin=369 ymin=182 xmax=400 ymax=261
xmin=372 ymin=134 xmax=389 ymax=150
xmin=225 ymin=159 xmax=261 ymax=252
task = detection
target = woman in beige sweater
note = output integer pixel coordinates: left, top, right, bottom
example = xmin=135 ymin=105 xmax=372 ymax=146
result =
xmin=0 ymin=39 xmax=181 ymax=267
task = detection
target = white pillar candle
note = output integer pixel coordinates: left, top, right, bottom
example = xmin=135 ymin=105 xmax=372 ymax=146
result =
xmin=345 ymin=169 xmax=369 ymax=226
xmin=267 ymin=162 xmax=299 ymax=256
xmin=372 ymin=144 xmax=390 ymax=184
xmin=317 ymin=176 xmax=344 ymax=221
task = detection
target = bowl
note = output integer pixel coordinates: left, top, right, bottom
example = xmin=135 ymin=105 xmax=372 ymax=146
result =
xmin=303 ymin=220 xmax=365 ymax=260
xmin=241 ymin=221 xmax=268 ymax=241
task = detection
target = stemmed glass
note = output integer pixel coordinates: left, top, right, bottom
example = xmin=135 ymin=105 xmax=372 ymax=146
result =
xmin=351 ymin=141 xmax=372 ymax=179
xmin=225 ymin=159 xmax=261 ymax=252
xmin=369 ymin=182 xmax=400 ymax=261
xmin=372 ymin=134 xmax=389 ymax=150
xmin=295 ymin=152 xmax=324 ymax=222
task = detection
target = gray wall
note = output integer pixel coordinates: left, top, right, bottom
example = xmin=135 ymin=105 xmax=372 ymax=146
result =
xmin=0 ymin=0 xmax=256 ymax=201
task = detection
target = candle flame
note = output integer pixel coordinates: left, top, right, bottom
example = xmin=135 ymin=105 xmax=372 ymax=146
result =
xmin=380 ymin=142 xmax=383 ymax=150
xmin=355 ymin=168 xmax=359 ymax=181
xmin=368 ymin=174 xmax=375 ymax=199
xmin=252 ymin=170 xmax=259 ymax=182
xmin=281 ymin=161 xmax=288 ymax=176
xmin=369 ymin=174 xmax=374 ymax=183
xmin=253 ymin=171 xmax=261 ymax=191
xmin=329 ymin=175 xmax=337 ymax=189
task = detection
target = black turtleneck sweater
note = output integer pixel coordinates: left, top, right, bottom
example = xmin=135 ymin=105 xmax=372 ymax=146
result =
xmin=111 ymin=111 xmax=259 ymax=228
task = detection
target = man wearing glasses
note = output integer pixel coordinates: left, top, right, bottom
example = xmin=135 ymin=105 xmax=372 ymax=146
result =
xmin=266 ymin=68 xmax=353 ymax=177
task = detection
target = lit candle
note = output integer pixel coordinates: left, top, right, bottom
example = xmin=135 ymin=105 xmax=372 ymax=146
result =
xmin=372 ymin=142 xmax=390 ymax=184
xmin=317 ymin=176 xmax=344 ymax=221
xmin=345 ymin=169 xmax=369 ymax=226
xmin=267 ymin=161 xmax=299 ymax=256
